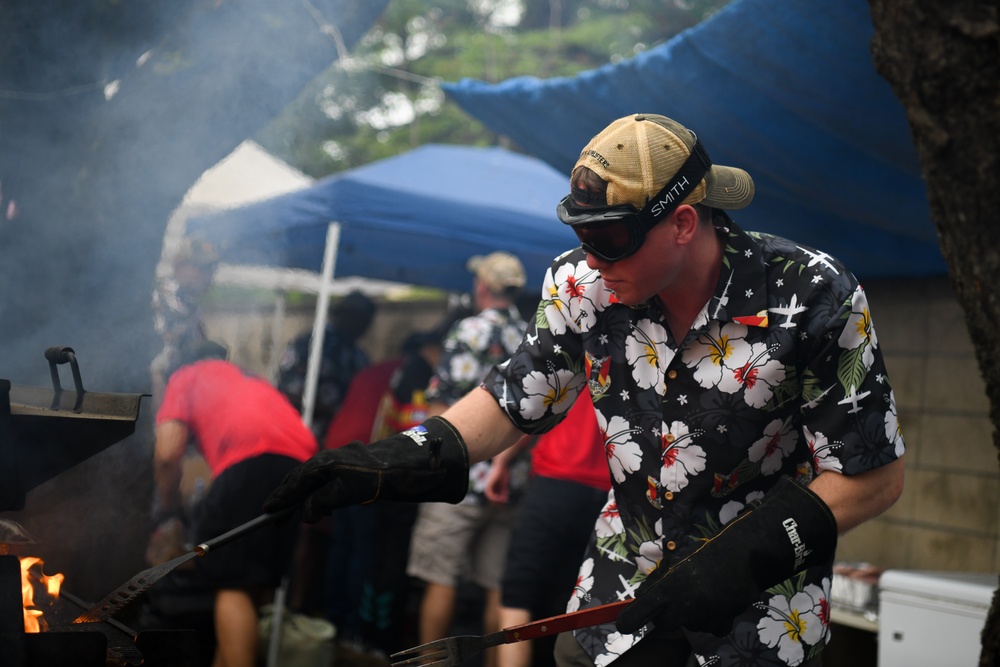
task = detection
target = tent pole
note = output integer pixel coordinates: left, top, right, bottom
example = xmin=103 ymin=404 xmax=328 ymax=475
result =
xmin=301 ymin=221 xmax=341 ymax=429
xmin=266 ymin=290 xmax=287 ymax=384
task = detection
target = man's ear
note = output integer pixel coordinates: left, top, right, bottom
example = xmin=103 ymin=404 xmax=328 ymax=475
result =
xmin=673 ymin=205 xmax=700 ymax=245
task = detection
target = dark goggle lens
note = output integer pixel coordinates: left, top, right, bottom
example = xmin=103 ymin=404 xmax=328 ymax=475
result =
xmin=573 ymin=221 xmax=638 ymax=262
xmin=557 ymin=196 xmax=644 ymax=262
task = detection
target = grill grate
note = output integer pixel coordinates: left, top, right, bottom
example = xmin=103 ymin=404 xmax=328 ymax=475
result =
xmin=0 ymin=351 xmax=197 ymax=665
xmin=1 ymin=554 xmax=200 ymax=666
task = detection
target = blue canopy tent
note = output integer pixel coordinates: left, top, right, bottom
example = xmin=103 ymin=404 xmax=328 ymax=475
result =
xmin=187 ymin=143 xmax=576 ymax=292
xmin=186 ymin=143 xmax=575 ymax=424
xmin=442 ymin=0 xmax=945 ymax=279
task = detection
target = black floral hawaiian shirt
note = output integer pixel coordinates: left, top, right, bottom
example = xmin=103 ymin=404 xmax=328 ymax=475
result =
xmin=483 ymin=221 xmax=904 ymax=667
xmin=277 ymin=325 xmax=370 ymax=442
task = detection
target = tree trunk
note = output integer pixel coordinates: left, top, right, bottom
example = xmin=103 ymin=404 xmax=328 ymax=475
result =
xmin=866 ymin=1 xmax=1000 ymax=664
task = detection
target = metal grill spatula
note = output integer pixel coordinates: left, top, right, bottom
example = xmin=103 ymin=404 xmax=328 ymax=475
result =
xmin=390 ymin=599 xmax=631 ymax=667
xmin=72 ymin=508 xmax=294 ymax=624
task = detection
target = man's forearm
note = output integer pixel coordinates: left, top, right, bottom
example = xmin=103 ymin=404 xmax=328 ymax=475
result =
xmin=808 ymin=456 xmax=905 ymax=533
xmin=441 ymin=387 xmax=524 ymax=463
xmin=153 ymin=461 xmax=183 ymax=514
xmin=492 ymin=433 xmax=534 ymax=467
xmin=153 ymin=421 xmax=189 ymax=516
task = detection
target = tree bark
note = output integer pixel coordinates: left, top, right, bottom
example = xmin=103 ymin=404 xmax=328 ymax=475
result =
xmin=867 ymin=1 xmax=1000 ymax=664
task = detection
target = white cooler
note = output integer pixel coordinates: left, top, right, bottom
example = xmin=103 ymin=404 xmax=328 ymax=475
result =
xmin=877 ymin=570 xmax=998 ymax=667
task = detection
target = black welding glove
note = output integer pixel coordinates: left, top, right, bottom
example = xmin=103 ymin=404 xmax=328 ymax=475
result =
xmin=263 ymin=416 xmax=470 ymax=522
xmin=616 ymin=475 xmax=838 ymax=637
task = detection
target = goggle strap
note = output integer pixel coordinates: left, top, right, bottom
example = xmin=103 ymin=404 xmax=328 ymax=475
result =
xmin=636 ymin=138 xmax=712 ymax=228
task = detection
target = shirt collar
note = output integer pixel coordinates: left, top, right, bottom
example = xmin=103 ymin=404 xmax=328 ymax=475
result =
xmin=705 ymin=220 xmax=769 ymax=328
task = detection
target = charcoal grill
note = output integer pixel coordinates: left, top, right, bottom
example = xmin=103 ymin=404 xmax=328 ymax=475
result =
xmin=0 ymin=346 xmax=198 ymax=666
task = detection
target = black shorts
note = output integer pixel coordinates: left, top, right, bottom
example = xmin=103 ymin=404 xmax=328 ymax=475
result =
xmin=500 ymin=476 xmax=609 ymax=614
xmin=192 ymin=454 xmax=302 ymax=591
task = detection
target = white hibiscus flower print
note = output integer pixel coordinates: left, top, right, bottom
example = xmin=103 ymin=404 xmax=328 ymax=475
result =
xmin=501 ymin=324 xmax=523 ymax=353
xmin=748 ymin=418 xmax=798 ymax=475
xmin=594 ymin=495 xmax=623 ymax=538
xmin=635 ymin=538 xmax=664 ymax=576
xmin=518 ymin=369 xmax=584 ymax=420
xmin=681 ymin=321 xmax=752 ymax=391
xmin=884 ymin=389 xmax=905 ymax=458
xmin=453 ymin=316 xmax=491 ymax=351
xmin=467 ymin=461 xmax=492 ymax=495
xmin=757 ymin=582 xmax=830 ymax=666
xmin=659 ymin=420 xmax=707 ymax=493
xmin=596 ymin=409 xmax=643 ymax=483
xmin=718 ymin=490 xmax=765 ymax=525
xmin=803 ymin=425 xmax=842 ymax=473
xmin=567 ymin=558 xmax=596 ymax=612
xmin=720 ymin=340 xmax=786 ymax=408
xmin=837 ymin=286 xmax=879 ymax=368
xmin=594 ymin=631 xmax=640 ymax=667
xmin=447 ymin=351 xmax=482 ymax=384
xmin=543 ymin=259 xmax=610 ymax=335
xmin=625 ymin=319 xmax=673 ymax=395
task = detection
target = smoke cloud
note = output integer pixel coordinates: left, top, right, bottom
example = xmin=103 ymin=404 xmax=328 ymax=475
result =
xmin=0 ymin=0 xmax=387 ymax=600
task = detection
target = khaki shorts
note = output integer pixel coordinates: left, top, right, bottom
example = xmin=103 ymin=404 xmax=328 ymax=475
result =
xmin=406 ymin=501 xmax=516 ymax=590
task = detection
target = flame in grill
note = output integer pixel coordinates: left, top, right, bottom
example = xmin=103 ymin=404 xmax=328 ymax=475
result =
xmin=19 ymin=556 xmax=64 ymax=632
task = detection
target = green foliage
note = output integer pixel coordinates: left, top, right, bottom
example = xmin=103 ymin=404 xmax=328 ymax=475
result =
xmin=254 ymin=0 xmax=733 ymax=177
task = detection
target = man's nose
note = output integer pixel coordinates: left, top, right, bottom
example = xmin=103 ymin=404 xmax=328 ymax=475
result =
xmin=584 ymin=249 xmax=608 ymax=271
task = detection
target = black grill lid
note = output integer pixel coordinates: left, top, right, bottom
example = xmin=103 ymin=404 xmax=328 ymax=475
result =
xmin=0 ymin=347 xmax=145 ymax=512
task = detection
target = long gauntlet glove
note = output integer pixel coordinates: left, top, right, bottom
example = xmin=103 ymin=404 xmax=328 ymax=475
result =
xmin=263 ymin=416 xmax=470 ymax=522
xmin=616 ymin=476 xmax=838 ymax=637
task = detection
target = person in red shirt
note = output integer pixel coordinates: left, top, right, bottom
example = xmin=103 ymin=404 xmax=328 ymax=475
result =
xmin=153 ymin=341 xmax=318 ymax=667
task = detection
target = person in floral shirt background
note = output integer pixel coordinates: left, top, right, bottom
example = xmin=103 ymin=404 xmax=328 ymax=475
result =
xmin=264 ymin=114 xmax=905 ymax=667
xmin=149 ymin=237 xmax=219 ymax=413
xmin=276 ymin=289 xmax=375 ymax=442
xmin=406 ymin=251 xmax=532 ymax=667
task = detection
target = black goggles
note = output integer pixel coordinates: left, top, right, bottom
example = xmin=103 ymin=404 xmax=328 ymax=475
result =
xmin=557 ymin=136 xmax=712 ymax=263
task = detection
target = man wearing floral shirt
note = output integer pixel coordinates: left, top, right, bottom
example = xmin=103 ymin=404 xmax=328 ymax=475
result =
xmin=265 ymin=114 xmax=905 ymax=667
xmin=407 ymin=251 xmax=532 ymax=666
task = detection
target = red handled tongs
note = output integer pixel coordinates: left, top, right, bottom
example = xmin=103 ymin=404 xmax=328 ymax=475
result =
xmin=390 ymin=599 xmax=631 ymax=667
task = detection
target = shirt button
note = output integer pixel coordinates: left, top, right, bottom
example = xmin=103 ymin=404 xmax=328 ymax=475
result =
xmin=665 ymin=433 xmax=675 ymax=443
xmin=666 ymin=541 xmax=677 ymax=551
xmin=663 ymin=491 xmax=674 ymax=501
xmin=667 ymin=370 xmax=678 ymax=379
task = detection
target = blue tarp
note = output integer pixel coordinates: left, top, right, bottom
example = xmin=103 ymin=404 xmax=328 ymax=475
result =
xmin=186 ymin=144 xmax=577 ymax=292
xmin=442 ymin=0 xmax=945 ymax=279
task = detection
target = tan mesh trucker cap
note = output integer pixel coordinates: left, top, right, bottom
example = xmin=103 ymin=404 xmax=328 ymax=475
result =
xmin=574 ymin=114 xmax=755 ymax=210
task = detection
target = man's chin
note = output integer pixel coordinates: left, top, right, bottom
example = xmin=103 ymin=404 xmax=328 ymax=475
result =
xmin=606 ymin=286 xmax=649 ymax=307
